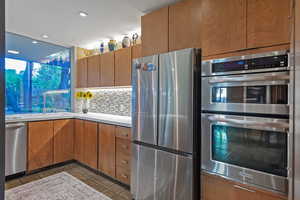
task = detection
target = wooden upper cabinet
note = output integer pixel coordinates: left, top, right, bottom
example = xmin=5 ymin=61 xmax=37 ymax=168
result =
xmin=87 ymin=55 xmax=101 ymax=87
xmin=115 ymin=47 xmax=132 ymax=86
xmin=169 ymin=0 xmax=202 ymax=51
xmin=247 ymin=0 xmax=291 ymax=48
xmin=142 ymin=7 xmax=169 ymax=57
xmin=83 ymin=121 xmax=98 ymax=169
xmin=53 ymin=119 xmax=74 ymax=164
xmin=131 ymin=44 xmax=142 ymax=60
xmin=76 ymin=58 xmax=88 ymax=88
xmin=74 ymin=119 xmax=85 ymax=163
xmin=28 ymin=121 xmax=54 ymax=171
xmin=100 ymin=52 xmax=115 ymax=86
xmin=201 ymin=0 xmax=246 ymax=56
xmin=98 ymin=123 xmax=116 ymax=177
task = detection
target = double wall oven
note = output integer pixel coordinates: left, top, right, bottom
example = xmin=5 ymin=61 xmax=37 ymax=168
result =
xmin=201 ymin=51 xmax=291 ymax=194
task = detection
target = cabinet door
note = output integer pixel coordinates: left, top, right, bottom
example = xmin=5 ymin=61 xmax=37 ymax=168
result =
xmin=76 ymin=58 xmax=88 ymax=88
xmin=84 ymin=121 xmax=98 ymax=169
xmin=115 ymin=47 xmax=131 ymax=86
xmin=87 ymin=55 xmax=101 ymax=87
xmin=232 ymin=185 xmax=260 ymax=200
xmin=131 ymin=44 xmax=142 ymax=60
xmin=28 ymin=121 xmax=54 ymax=171
xmin=98 ymin=123 xmax=116 ymax=177
xmin=247 ymin=0 xmax=291 ymax=48
xmin=53 ymin=119 xmax=74 ymax=164
xmin=100 ymin=52 xmax=115 ymax=86
xmin=201 ymin=0 xmax=246 ymax=56
xmin=169 ymin=0 xmax=202 ymax=51
xmin=202 ymin=174 xmax=233 ymax=200
xmin=74 ymin=119 xmax=84 ymax=163
xmin=142 ymin=7 xmax=169 ymax=57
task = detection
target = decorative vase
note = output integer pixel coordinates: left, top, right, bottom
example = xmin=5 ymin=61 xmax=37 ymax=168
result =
xmin=82 ymin=100 xmax=89 ymax=114
xmin=122 ymin=36 xmax=131 ymax=48
xmin=100 ymin=42 xmax=104 ymax=54
xmin=108 ymin=40 xmax=117 ymax=51
xmin=132 ymin=33 xmax=139 ymax=45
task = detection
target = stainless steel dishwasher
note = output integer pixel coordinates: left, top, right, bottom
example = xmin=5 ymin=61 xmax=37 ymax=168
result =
xmin=5 ymin=122 xmax=27 ymax=176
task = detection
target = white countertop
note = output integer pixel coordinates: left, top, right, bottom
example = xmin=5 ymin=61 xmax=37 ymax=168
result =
xmin=5 ymin=112 xmax=132 ymax=127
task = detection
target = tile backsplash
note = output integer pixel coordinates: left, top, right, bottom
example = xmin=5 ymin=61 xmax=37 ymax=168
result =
xmin=75 ymin=87 xmax=131 ymax=116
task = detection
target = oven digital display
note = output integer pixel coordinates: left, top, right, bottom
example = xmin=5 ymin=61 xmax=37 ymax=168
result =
xmin=212 ymin=55 xmax=288 ymax=73
xmin=211 ymin=125 xmax=287 ymax=177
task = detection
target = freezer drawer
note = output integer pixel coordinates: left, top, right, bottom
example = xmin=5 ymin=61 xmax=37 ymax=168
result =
xmin=132 ymin=55 xmax=158 ymax=145
xmin=5 ymin=123 xmax=27 ymax=176
xmin=131 ymin=144 xmax=193 ymax=200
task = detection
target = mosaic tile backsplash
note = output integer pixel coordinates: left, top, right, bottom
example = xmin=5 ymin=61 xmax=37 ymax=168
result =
xmin=74 ymin=87 xmax=131 ymax=116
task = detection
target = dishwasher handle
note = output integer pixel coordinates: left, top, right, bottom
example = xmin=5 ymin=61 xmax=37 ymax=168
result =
xmin=6 ymin=123 xmax=26 ymax=129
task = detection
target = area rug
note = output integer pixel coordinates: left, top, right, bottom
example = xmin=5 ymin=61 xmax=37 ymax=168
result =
xmin=5 ymin=172 xmax=112 ymax=200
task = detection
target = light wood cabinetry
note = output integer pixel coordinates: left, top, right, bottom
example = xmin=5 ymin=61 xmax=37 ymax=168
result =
xmin=169 ymin=0 xmax=202 ymax=51
xmin=53 ymin=119 xmax=74 ymax=164
xmin=74 ymin=119 xmax=85 ymax=163
xmin=201 ymin=0 xmax=246 ymax=56
xmin=142 ymin=7 xmax=169 ymax=57
xmin=116 ymin=126 xmax=131 ymax=185
xmin=28 ymin=121 xmax=54 ymax=171
xmin=83 ymin=121 xmax=98 ymax=169
xmin=202 ymin=173 xmax=287 ymax=200
xmin=131 ymin=44 xmax=142 ymax=60
xmin=98 ymin=123 xmax=116 ymax=177
xmin=87 ymin=55 xmax=101 ymax=87
xmin=114 ymin=48 xmax=132 ymax=86
xmin=100 ymin=52 xmax=115 ymax=87
xmin=76 ymin=58 xmax=88 ymax=88
xmin=246 ymin=0 xmax=291 ymax=48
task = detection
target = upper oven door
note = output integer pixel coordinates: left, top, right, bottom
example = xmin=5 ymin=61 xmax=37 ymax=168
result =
xmin=201 ymin=113 xmax=289 ymax=193
xmin=202 ymin=71 xmax=290 ymax=116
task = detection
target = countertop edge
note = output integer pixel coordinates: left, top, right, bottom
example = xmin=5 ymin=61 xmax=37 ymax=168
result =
xmin=5 ymin=114 xmax=132 ymax=128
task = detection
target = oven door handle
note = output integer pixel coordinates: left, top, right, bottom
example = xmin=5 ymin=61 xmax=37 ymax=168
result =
xmin=208 ymin=116 xmax=289 ymax=131
xmin=208 ymin=74 xmax=289 ymax=84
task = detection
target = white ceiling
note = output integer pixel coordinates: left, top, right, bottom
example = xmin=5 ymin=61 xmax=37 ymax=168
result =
xmin=5 ymin=0 xmax=179 ymax=49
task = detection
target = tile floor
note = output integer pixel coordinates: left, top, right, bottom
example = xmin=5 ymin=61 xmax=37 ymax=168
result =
xmin=5 ymin=163 xmax=132 ymax=200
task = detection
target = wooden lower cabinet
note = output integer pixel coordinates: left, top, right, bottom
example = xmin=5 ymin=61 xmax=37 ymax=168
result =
xmin=98 ymin=123 xmax=116 ymax=177
xmin=202 ymin=173 xmax=287 ymax=200
xmin=83 ymin=121 xmax=98 ymax=169
xmin=74 ymin=119 xmax=85 ymax=163
xmin=53 ymin=119 xmax=74 ymax=164
xmin=28 ymin=121 xmax=54 ymax=171
xmin=116 ymin=137 xmax=131 ymax=185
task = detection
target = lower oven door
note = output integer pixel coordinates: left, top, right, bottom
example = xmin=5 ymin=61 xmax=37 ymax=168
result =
xmin=201 ymin=113 xmax=289 ymax=193
xmin=201 ymin=71 xmax=290 ymax=116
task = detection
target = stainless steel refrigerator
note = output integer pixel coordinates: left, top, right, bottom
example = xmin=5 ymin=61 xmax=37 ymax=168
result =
xmin=131 ymin=48 xmax=201 ymax=200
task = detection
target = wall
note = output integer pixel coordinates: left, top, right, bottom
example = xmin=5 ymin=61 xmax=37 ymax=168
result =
xmin=74 ymin=87 xmax=131 ymax=116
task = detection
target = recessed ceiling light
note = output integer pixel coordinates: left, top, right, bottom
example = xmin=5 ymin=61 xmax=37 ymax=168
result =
xmin=42 ymin=34 xmax=49 ymax=39
xmin=79 ymin=11 xmax=88 ymax=17
xmin=8 ymin=50 xmax=20 ymax=55
xmin=32 ymin=41 xmax=38 ymax=44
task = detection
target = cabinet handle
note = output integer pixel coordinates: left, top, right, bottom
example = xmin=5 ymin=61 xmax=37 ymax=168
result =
xmin=121 ymin=160 xmax=128 ymax=164
xmin=121 ymin=133 xmax=129 ymax=137
xmin=233 ymin=185 xmax=255 ymax=193
xmin=121 ymin=174 xmax=128 ymax=179
xmin=122 ymin=145 xmax=128 ymax=149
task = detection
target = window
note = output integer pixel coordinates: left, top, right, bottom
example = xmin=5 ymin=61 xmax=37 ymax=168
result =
xmin=5 ymin=33 xmax=71 ymax=114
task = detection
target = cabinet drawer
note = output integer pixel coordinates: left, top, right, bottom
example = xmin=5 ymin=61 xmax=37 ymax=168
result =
xmin=116 ymin=150 xmax=131 ymax=170
xmin=116 ymin=138 xmax=131 ymax=155
xmin=116 ymin=126 xmax=131 ymax=140
xmin=116 ymin=166 xmax=130 ymax=185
